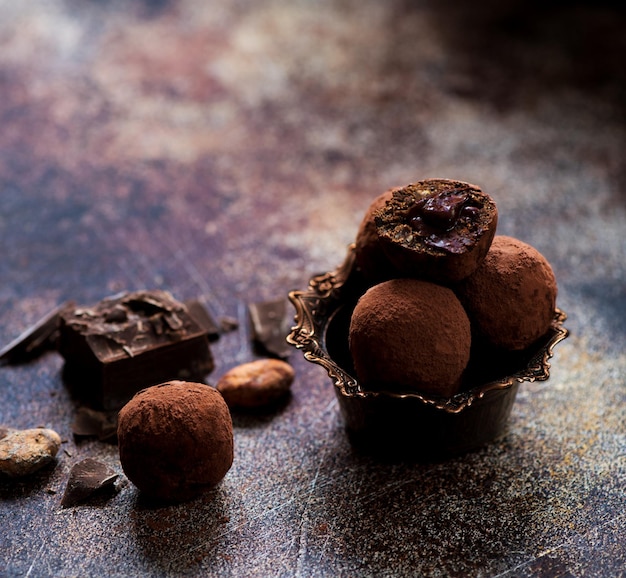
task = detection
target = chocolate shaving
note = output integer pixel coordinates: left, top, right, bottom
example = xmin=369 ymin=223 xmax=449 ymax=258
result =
xmin=61 ymin=458 xmax=118 ymax=507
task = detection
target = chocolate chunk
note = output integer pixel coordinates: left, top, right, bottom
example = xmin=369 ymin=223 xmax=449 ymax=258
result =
xmin=248 ymin=299 xmax=293 ymax=359
xmin=71 ymin=407 xmax=118 ymax=443
xmin=61 ymin=458 xmax=118 ymax=507
xmin=0 ymin=301 xmax=74 ymax=365
xmin=59 ymin=290 xmax=215 ymax=410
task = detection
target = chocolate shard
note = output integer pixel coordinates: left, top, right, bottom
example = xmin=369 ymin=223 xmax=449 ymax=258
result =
xmin=248 ymin=299 xmax=293 ymax=359
xmin=184 ymin=300 xmax=221 ymax=342
xmin=0 ymin=301 xmax=75 ymax=365
xmin=61 ymin=458 xmax=118 ymax=507
xmin=71 ymin=407 xmax=118 ymax=443
xmin=59 ymin=290 xmax=215 ymax=410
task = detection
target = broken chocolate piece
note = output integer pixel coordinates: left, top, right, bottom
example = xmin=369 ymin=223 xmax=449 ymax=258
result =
xmin=59 ymin=291 xmax=214 ymax=410
xmin=61 ymin=458 xmax=118 ymax=507
xmin=219 ymin=316 xmax=239 ymax=334
xmin=0 ymin=301 xmax=74 ymax=365
xmin=71 ymin=407 xmax=118 ymax=443
xmin=249 ymin=299 xmax=292 ymax=359
xmin=184 ymin=300 xmax=221 ymax=342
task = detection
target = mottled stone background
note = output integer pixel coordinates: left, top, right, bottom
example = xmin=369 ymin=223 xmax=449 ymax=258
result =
xmin=1 ymin=0 xmax=624 ymax=576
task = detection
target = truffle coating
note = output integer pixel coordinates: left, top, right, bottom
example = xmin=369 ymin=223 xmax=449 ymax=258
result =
xmin=455 ymin=235 xmax=558 ymax=351
xmin=117 ymin=381 xmax=233 ymax=502
xmin=348 ymin=279 xmax=471 ymax=397
xmin=354 ymin=189 xmax=399 ymax=283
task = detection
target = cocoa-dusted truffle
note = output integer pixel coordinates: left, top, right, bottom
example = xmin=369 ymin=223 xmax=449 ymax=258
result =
xmin=117 ymin=381 xmax=233 ymax=502
xmin=374 ymin=179 xmax=498 ymax=283
xmin=455 ymin=235 xmax=558 ymax=351
xmin=348 ymin=279 xmax=471 ymax=397
xmin=354 ymin=189 xmax=398 ymax=283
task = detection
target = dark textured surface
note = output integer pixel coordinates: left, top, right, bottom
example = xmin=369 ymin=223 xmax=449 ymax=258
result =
xmin=1 ymin=1 xmax=625 ymax=576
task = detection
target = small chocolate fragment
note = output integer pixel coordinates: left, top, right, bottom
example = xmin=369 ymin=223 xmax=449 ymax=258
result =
xmin=0 ymin=301 xmax=74 ymax=365
xmin=59 ymin=290 xmax=214 ymax=410
xmin=184 ymin=300 xmax=221 ymax=342
xmin=71 ymin=407 xmax=118 ymax=443
xmin=219 ymin=316 xmax=239 ymax=334
xmin=61 ymin=458 xmax=118 ymax=507
xmin=249 ymin=299 xmax=292 ymax=359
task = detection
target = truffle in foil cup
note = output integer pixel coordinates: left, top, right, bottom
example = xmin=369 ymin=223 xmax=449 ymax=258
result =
xmin=287 ymin=245 xmax=568 ymax=458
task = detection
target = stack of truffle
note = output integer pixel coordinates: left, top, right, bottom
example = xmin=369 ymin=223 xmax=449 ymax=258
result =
xmin=349 ymin=178 xmax=558 ymax=398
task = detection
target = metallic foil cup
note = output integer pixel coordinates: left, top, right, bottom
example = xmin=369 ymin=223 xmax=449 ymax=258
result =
xmin=288 ymin=245 xmax=569 ymax=458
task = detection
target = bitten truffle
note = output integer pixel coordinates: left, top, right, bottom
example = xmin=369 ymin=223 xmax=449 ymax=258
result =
xmin=455 ymin=235 xmax=558 ymax=351
xmin=117 ymin=381 xmax=233 ymax=502
xmin=348 ymin=279 xmax=471 ymax=398
xmin=354 ymin=189 xmax=398 ymax=283
xmin=374 ymin=179 xmax=498 ymax=283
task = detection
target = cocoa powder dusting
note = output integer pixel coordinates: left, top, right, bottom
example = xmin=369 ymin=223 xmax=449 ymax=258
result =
xmin=455 ymin=235 xmax=558 ymax=351
xmin=354 ymin=189 xmax=398 ymax=284
xmin=348 ymin=279 xmax=471 ymax=397
xmin=117 ymin=381 xmax=233 ymax=503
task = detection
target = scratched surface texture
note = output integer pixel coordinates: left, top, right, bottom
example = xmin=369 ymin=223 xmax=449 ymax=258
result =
xmin=1 ymin=0 xmax=625 ymax=576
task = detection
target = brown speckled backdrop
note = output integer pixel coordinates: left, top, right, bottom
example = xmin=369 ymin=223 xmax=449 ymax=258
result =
xmin=1 ymin=0 xmax=625 ymax=576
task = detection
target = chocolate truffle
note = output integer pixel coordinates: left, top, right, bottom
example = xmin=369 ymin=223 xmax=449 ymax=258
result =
xmin=455 ymin=235 xmax=558 ymax=351
xmin=354 ymin=189 xmax=398 ymax=283
xmin=117 ymin=381 xmax=233 ymax=502
xmin=348 ymin=279 xmax=471 ymax=398
xmin=374 ymin=179 xmax=498 ymax=283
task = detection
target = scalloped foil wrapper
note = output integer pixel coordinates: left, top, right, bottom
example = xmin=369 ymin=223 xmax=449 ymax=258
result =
xmin=287 ymin=245 xmax=569 ymax=458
